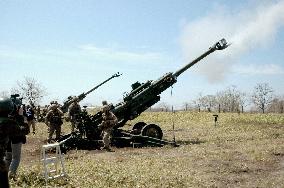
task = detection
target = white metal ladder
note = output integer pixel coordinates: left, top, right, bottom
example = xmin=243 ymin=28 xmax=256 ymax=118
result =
xmin=41 ymin=142 xmax=67 ymax=183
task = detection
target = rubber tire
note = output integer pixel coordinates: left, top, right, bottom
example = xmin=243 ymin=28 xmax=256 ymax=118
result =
xmin=141 ymin=124 xmax=163 ymax=139
xmin=132 ymin=122 xmax=147 ymax=134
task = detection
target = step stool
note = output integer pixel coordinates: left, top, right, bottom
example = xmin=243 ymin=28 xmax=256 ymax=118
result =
xmin=41 ymin=142 xmax=67 ymax=183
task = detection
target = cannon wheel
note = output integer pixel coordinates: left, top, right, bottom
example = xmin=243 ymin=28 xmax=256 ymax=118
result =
xmin=132 ymin=122 xmax=147 ymax=134
xmin=141 ymin=124 xmax=163 ymax=139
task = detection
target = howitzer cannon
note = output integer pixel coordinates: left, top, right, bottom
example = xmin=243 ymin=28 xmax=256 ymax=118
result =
xmin=37 ymin=73 xmax=121 ymax=122
xmin=60 ymin=72 xmax=122 ymax=113
xmin=60 ymin=39 xmax=229 ymax=151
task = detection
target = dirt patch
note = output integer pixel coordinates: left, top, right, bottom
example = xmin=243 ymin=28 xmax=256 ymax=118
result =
xmin=21 ymin=135 xmax=143 ymax=166
xmin=21 ymin=136 xmax=45 ymax=165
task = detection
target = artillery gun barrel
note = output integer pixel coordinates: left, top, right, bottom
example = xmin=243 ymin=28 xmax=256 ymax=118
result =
xmin=59 ymin=38 xmax=230 ymax=151
xmin=61 ymin=72 xmax=122 ymax=113
xmin=115 ymin=39 xmax=229 ymax=125
xmin=173 ymin=38 xmax=229 ymax=78
xmin=83 ymin=72 xmax=122 ymax=96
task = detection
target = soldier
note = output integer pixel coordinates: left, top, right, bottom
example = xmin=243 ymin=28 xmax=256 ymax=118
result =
xmin=26 ymin=105 xmax=36 ymax=134
xmin=47 ymin=101 xmax=58 ymax=111
xmin=42 ymin=105 xmax=48 ymax=118
xmin=45 ymin=104 xmax=64 ymax=143
xmin=98 ymin=101 xmax=118 ymax=152
xmin=41 ymin=105 xmax=50 ymax=132
xmin=0 ymin=97 xmax=29 ymax=188
xmin=68 ymin=97 xmax=81 ymax=132
xmin=36 ymin=105 xmax=41 ymax=121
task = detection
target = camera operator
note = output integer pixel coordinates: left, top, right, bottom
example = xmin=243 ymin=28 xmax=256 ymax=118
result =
xmin=0 ymin=97 xmax=29 ymax=188
xmin=5 ymin=96 xmax=30 ymax=180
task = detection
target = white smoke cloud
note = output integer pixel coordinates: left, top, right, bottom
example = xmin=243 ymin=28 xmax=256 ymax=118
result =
xmin=179 ymin=0 xmax=284 ymax=82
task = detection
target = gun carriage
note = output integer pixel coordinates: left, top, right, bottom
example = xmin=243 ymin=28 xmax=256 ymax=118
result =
xmin=60 ymin=39 xmax=229 ymax=151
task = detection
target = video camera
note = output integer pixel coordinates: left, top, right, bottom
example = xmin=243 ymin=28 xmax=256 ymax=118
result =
xmin=10 ymin=94 xmax=23 ymax=106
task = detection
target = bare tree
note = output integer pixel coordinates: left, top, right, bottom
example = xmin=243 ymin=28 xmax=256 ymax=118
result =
xmin=238 ymin=92 xmax=247 ymax=113
xmin=12 ymin=77 xmax=47 ymax=106
xmin=192 ymin=93 xmax=217 ymax=112
xmin=157 ymin=102 xmax=170 ymax=112
xmin=216 ymin=85 xmax=246 ymax=113
xmin=267 ymin=96 xmax=284 ymax=113
xmin=251 ymin=83 xmax=273 ymax=113
xmin=183 ymin=102 xmax=190 ymax=111
xmin=192 ymin=93 xmax=202 ymax=112
xmin=198 ymin=95 xmax=216 ymax=112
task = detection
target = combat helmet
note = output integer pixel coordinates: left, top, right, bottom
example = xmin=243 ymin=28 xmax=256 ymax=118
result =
xmin=50 ymin=104 xmax=58 ymax=110
xmin=0 ymin=97 xmax=15 ymax=117
xmin=102 ymin=101 xmax=108 ymax=106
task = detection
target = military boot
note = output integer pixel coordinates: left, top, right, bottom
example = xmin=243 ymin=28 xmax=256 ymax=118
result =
xmin=101 ymin=147 xmax=114 ymax=152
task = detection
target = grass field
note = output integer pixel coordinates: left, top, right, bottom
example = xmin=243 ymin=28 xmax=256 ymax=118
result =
xmin=10 ymin=112 xmax=284 ymax=188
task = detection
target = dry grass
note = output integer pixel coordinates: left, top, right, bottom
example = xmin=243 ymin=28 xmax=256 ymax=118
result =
xmin=10 ymin=112 xmax=284 ymax=188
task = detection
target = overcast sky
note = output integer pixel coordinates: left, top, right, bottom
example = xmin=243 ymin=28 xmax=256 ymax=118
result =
xmin=1 ymin=0 xmax=284 ymax=108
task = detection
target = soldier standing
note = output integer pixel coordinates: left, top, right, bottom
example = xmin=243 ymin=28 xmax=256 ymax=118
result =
xmin=42 ymin=105 xmax=48 ymax=120
xmin=36 ymin=105 xmax=41 ymax=121
xmin=68 ymin=97 xmax=81 ymax=132
xmin=0 ymin=97 xmax=29 ymax=188
xmin=99 ymin=101 xmax=118 ymax=152
xmin=45 ymin=104 xmax=64 ymax=143
xmin=26 ymin=105 xmax=36 ymax=134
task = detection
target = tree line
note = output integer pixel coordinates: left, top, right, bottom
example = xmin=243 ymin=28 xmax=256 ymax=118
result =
xmin=0 ymin=77 xmax=47 ymax=107
xmin=1 ymin=77 xmax=283 ymax=114
xmin=184 ymin=84 xmax=283 ymax=113
xmin=156 ymin=84 xmax=283 ymax=114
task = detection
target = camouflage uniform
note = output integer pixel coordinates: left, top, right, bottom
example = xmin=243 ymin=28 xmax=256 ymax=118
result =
xmin=68 ymin=99 xmax=81 ymax=132
xmin=99 ymin=104 xmax=118 ymax=151
xmin=45 ymin=105 xmax=64 ymax=142
xmin=36 ymin=106 xmax=41 ymax=120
